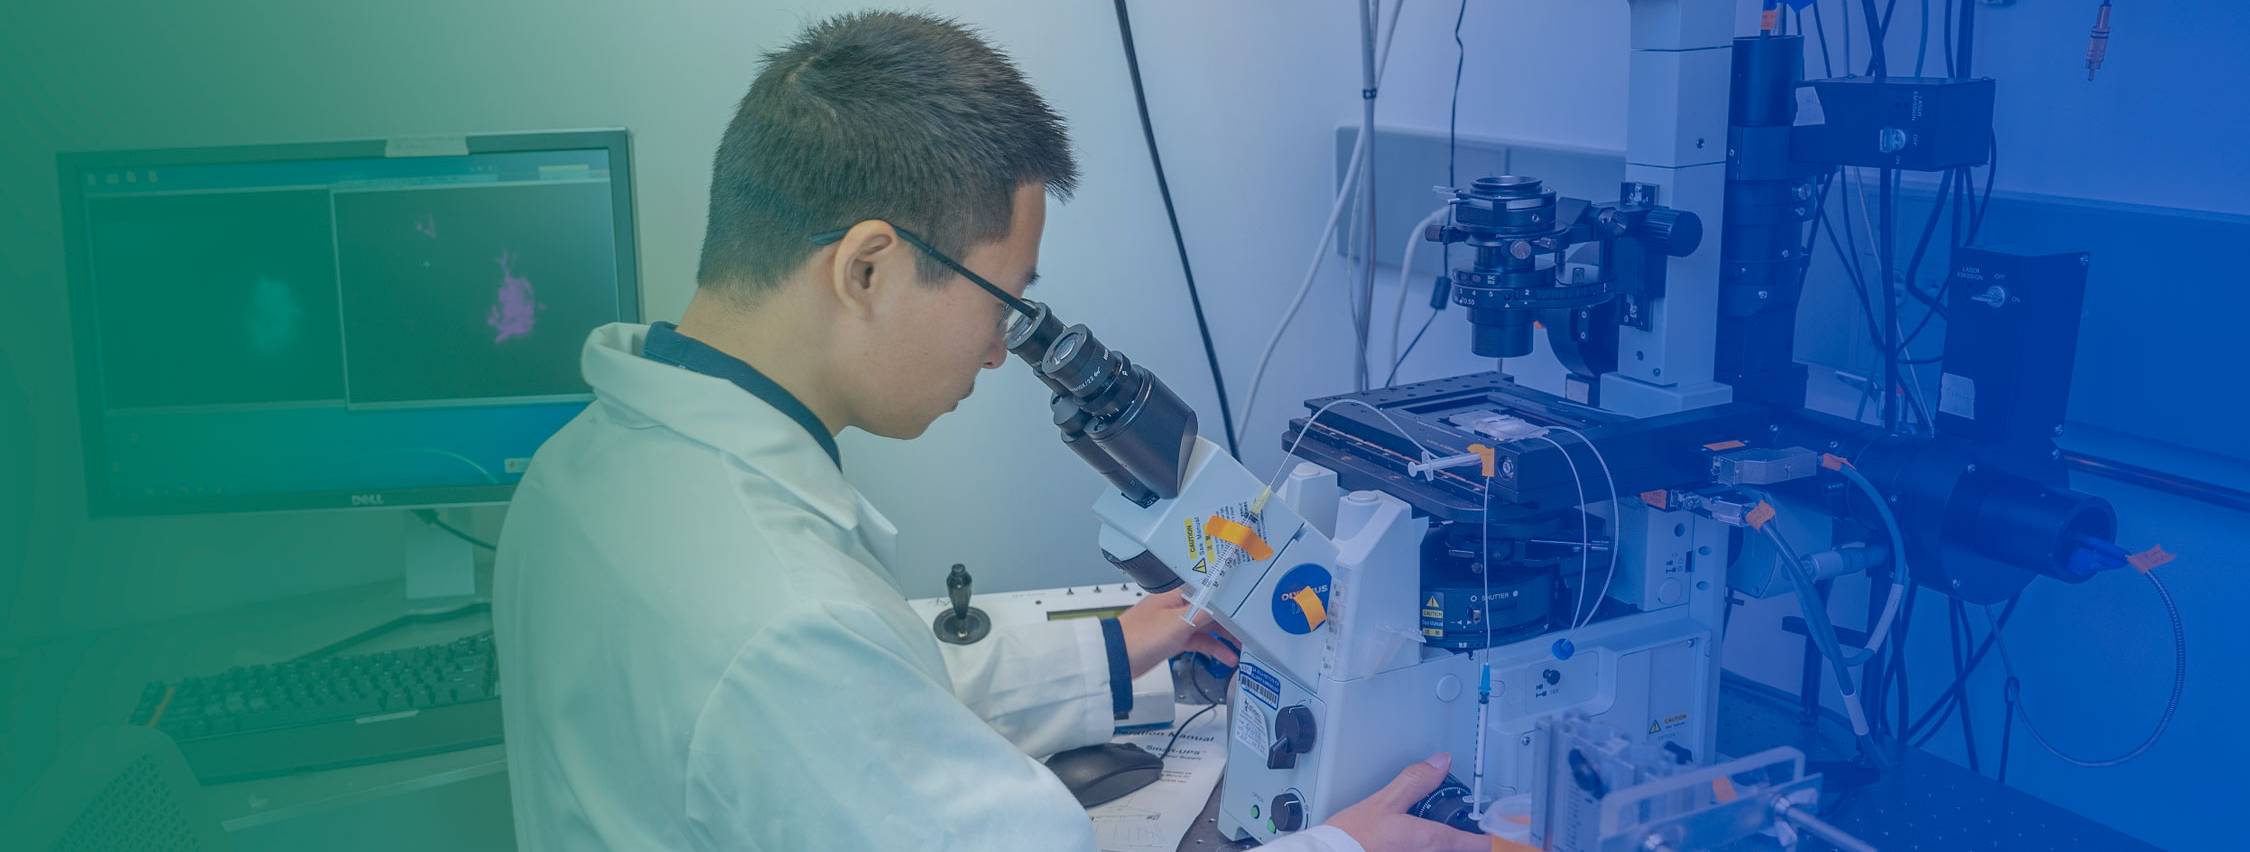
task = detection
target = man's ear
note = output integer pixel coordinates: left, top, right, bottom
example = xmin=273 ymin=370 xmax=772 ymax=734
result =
xmin=826 ymin=220 xmax=907 ymax=320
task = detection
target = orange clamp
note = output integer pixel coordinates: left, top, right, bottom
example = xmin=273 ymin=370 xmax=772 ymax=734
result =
xmin=1704 ymin=440 xmax=1748 ymax=452
xmin=2128 ymin=545 xmax=2175 ymax=574
xmin=1821 ymin=453 xmax=1854 ymax=471
xmin=1466 ymin=443 xmax=1498 ymax=478
xmin=1745 ymin=501 xmax=1778 ymax=530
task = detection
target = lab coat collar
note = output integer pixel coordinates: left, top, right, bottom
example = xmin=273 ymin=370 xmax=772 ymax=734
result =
xmin=580 ymin=323 xmax=872 ymax=538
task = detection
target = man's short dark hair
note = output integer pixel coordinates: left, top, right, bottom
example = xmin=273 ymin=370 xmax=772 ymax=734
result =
xmin=696 ymin=11 xmax=1079 ymax=295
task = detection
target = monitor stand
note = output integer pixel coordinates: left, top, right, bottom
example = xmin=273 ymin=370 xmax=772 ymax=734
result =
xmin=403 ymin=509 xmax=480 ymax=600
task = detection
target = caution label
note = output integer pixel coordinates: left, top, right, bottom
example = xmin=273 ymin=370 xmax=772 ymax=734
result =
xmin=1184 ymin=501 xmax=1265 ymax=575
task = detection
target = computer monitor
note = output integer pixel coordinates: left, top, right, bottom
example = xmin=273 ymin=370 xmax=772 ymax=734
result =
xmin=57 ymin=130 xmax=640 ymax=590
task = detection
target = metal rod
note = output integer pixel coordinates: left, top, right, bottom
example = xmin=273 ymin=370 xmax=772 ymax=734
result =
xmin=1777 ymin=800 xmax=1877 ymax=852
xmin=2062 ymin=449 xmax=2250 ymax=516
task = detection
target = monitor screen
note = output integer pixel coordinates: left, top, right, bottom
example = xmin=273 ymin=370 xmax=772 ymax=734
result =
xmin=58 ymin=131 xmax=640 ymax=515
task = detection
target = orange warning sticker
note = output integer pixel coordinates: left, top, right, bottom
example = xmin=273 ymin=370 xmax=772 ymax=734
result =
xmin=1639 ymin=489 xmax=1669 ymax=510
xmin=2128 ymin=545 xmax=2175 ymax=573
xmin=1704 ymin=440 xmax=1748 ymax=452
xmin=1205 ymin=515 xmax=1276 ymax=562
xmin=1713 ymin=776 xmax=1739 ymax=803
xmin=1745 ymin=501 xmax=1777 ymax=530
xmin=1290 ymin=586 xmax=1329 ymax=630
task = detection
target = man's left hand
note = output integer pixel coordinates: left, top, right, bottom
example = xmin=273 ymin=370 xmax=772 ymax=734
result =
xmin=1114 ymin=588 xmax=1239 ymax=678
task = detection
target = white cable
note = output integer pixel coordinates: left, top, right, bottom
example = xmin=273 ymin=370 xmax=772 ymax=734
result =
xmin=1831 ymin=462 xmax=1907 ymax=655
xmin=1259 ymin=397 xmax=1438 ymax=511
xmin=1239 ymin=0 xmax=1404 ymax=439
xmin=1532 ymin=434 xmax=1592 ymax=631
xmin=1993 ymin=571 xmax=2186 ymax=769
xmin=1387 ymin=204 xmax=1454 ymax=377
xmin=1470 ymin=468 xmax=1494 ymax=817
xmin=1240 ymin=137 xmax=1368 ymax=441
xmin=1548 ymin=426 xmax=1620 ymax=630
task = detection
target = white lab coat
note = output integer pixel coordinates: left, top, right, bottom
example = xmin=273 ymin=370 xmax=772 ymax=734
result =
xmin=494 ymin=323 xmax=1362 ymax=851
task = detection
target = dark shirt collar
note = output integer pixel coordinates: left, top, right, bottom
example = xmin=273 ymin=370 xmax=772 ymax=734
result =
xmin=641 ymin=321 xmax=840 ymax=467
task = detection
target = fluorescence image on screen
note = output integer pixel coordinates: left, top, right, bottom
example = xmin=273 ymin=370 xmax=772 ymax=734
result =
xmin=82 ymin=189 xmax=346 ymax=409
xmin=333 ymin=180 xmax=620 ymax=406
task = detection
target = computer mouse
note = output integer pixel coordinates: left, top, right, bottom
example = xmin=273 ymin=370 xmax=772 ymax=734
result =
xmin=1043 ymin=742 xmax=1164 ymax=808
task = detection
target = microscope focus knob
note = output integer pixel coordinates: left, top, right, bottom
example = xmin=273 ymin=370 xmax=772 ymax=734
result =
xmin=1269 ymin=791 xmax=1306 ymax=832
xmin=1266 ymin=705 xmax=1318 ymax=769
xmin=1641 ymin=207 xmax=1703 ymax=258
xmin=1409 ymin=776 xmax=1484 ymax=834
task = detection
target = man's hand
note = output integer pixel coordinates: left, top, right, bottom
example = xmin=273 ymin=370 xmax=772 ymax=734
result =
xmin=1323 ymin=753 xmax=1489 ymax=852
xmin=1113 ymin=588 xmax=1239 ymax=678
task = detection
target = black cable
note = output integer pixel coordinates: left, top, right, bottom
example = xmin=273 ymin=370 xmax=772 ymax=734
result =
xmin=1915 ymin=0 xmax=1932 ymax=76
xmin=1821 ymin=182 xmax=1887 ymax=352
xmin=1861 ymin=0 xmax=1890 ymax=78
xmin=1997 ymin=675 xmax=2019 ymax=784
xmin=1943 ymin=0 xmax=1958 ymax=77
xmin=1111 ymin=0 xmax=1239 ymax=457
xmin=1795 ymin=172 xmax=1836 ymax=296
xmin=1160 ymin=702 xmax=1220 ymax=760
xmin=1899 ymin=133 xmax=1998 ymax=354
xmin=1907 ymin=594 xmax=2020 ymax=745
xmin=1842 ymin=0 xmax=1855 ymax=77
xmin=1387 ymin=0 xmax=1469 ymax=388
xmin=1890 ymin=583 xmax=1921 ymax=745
xmin=1161 ymin=661 xmax=1227 ymax=760
xmin=1900 ymin=168 xmax=1957 ymax=319
xmin=1970 ymin=129 xmax=1997 ymax=242
xmin=1811 ymin=1 xmax=1836 ymax=77
xmin=1948 ymin=598 xmax=1983 ymax=774
xmin=1878 ymin=168 xmax=1900 ymax=431
xmin=1957 ymin=0 xmax=1977 ymax=77
xmin=1450 ymin=0 xmax=1465 ymax=193
xmin=292 ymin=601 xmax=491 ymax=662
xmin=414 ymin=508 xmax=495 ymax=551
xmin=1389 ymin=308 xmax=1441 ymax=386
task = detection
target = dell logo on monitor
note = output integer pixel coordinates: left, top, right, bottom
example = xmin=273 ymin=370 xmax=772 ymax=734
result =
xmin=351 ymin=493 xmax=386 ymax=507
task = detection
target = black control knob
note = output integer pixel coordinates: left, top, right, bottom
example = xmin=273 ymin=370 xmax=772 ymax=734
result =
xmin=931 ymin=564 xmax=990 ymax=645
xmin=1641 ymin=207 xmax=1703 ymax=258
xmin=1266 ymin=705 xmax=1318 ymax=769
xmin=1542 ymin=668 xmax=1562 ymax=686
xmin=1410 ymin=776 xmax=1484 ymax=834
xmin=1270 ymin=791 xmax=1306 ymax=832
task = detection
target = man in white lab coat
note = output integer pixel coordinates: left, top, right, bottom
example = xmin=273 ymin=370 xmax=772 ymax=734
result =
xmin=494 ymin=11 xmax=1484 ymax=852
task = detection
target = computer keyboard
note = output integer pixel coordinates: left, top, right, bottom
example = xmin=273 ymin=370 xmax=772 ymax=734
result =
xmin=128 ymin=631 xmax=503 ymax=783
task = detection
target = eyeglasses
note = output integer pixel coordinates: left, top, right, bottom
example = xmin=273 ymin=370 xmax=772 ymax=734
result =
xmin=809 ymin=224 xmax=1036 ymax=331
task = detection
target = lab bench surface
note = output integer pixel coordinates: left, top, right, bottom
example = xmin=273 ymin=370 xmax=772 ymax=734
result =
xmin=1175 ymin=674 xmax=2158 ymax=851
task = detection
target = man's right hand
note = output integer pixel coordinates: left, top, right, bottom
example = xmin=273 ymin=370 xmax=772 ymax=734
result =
xmin=1321 ymin=753 xmax=1489 ymax=852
